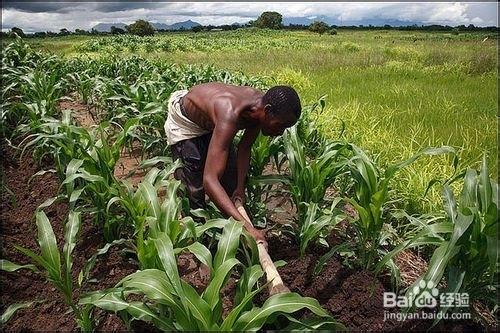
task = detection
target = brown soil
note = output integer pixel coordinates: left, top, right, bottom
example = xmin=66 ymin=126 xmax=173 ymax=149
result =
xmin=0 ymin=143 xmax=136 ymax=331
xmin=59 ymin=98 xmax=97 ymax=129
xmin=1 ymin=102 xmax=487 ymax=331
xmin=113 ymin=145 xmax=147 ymax=187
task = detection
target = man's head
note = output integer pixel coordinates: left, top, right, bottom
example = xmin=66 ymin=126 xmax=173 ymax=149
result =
xmin=259 ymin=86 xmax=301 ymax=136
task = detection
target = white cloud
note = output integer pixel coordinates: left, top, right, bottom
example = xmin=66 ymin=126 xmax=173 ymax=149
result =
xmin=1 ymin=2 xmax=498 ymax=33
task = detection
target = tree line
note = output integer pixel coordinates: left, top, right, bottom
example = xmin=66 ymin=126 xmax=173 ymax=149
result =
xmin=2 ymin=12 xmax=498 ymax=39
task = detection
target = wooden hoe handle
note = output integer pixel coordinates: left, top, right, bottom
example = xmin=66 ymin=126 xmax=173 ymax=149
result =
xmin=235 ymin=201 xmax=290 ymax=295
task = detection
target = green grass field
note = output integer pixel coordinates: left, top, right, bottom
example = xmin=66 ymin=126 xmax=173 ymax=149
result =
xmin=26 ymin=29 xmax=498 ymax=213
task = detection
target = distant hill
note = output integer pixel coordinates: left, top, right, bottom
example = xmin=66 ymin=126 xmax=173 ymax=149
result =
xmin=284 ymin=16 xmax=423 ymax=27
xmin=92 ymin=20 xmax=201 ymax=32
xmin=92 ymin=23 xmax=127 ymax=32
xmin=164 ymin=20 xmax=201 ymax=30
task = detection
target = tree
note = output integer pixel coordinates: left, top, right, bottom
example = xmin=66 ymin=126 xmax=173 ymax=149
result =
xmin=75 ymin=29 xmax=87 ymax=35
xmin=253 ymin=11 xmax=283 ymax=29
xmin=10 ymin=27 xmax=25 ymax=38
xmin=59 ymin=28 xmax=70 ymax=36
xmin=191 ymin=25 xmax=204 ymax=33
xmin=309 ymin=21 xmax=329 ymax=35
xmin=110 ymin=26 xmax=126 ymax=35
xmin=126 ymin=19 xmax=154 ymax=36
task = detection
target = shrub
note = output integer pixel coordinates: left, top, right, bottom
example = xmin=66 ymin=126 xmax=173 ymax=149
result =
xmin=126 ymin=20 xmax=155 ymax=37
xmin=309 ymin=21 xmax=329 ymax=35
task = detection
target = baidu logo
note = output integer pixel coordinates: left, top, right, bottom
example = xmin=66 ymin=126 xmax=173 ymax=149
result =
xmin=384 ymin=279 xmax=439 ymax=308
xmin=410 ymin=280 xmax=439 ymax=308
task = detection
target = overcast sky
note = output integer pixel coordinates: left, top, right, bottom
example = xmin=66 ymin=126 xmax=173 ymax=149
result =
xmin=2 ymin=2 xmax=498 ymax=33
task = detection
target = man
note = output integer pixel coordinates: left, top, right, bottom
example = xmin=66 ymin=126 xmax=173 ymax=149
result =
xmin=164 ymin=83 xmax=301 ymax=246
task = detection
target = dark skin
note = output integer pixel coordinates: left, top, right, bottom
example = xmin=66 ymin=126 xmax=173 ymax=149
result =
xmin=181 ymin=82 xmax=298 ymax=246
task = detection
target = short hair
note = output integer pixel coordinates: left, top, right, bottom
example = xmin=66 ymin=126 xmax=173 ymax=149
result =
xmin=262 ymin=86 xmax=301 ymax=119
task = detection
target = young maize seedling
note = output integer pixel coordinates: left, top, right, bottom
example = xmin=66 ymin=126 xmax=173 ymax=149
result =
xmin=14 ymin=210 xmax=94 ymax=331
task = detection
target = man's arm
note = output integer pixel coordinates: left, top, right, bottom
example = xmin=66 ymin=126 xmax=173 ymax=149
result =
xmin=203 ymin=118 xmax=265 ymax=243
xmin=233 ymin=126 xmax=260 ymax=203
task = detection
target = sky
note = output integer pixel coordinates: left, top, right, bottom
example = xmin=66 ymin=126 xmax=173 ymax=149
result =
xmin=1 ymin=1 xmax=498 ymax=33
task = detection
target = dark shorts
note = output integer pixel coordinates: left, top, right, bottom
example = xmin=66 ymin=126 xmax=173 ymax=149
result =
xmin=171 ymin=133 xmax=237 ymax=209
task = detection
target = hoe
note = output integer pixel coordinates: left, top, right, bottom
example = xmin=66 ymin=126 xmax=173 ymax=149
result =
xmin=235 ymin=199 xmax=290 ymax=295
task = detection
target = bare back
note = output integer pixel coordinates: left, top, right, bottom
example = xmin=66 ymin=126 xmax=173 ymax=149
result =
xmin=181 ymin=82 xmax=263 ymax=131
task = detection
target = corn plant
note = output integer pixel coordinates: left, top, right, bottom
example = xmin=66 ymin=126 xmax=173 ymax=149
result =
xmin=404 ymin=156 xmax=498 ymax=322
xmin=283 ymin=125 xmax=351 ymax=208
xmin=298 ymin=200 xmax=346 ymax=257
xmin=13 ymin=210 xmax=94 ymax=331
xmin=245 ymin=133 xmax=288 ymax=227
xmin=108 ymin=164 xmax=186 ymax=268
xmin=20 ymin=110 xmax=94 ymax=177
xmin=80 ymin=220 xmax=338 ymax=331
xmin=19 ymin=68 xmax=65 ymax=114
xmin=342 ymin=144 xmax=456 ymax=271
xmin=22 ymin=115 xmax=137 ymax=241
xmin=66 ymin=71 xmax=99 ymax=105
xmin=108 ymin=161 xmax=236 ymax=268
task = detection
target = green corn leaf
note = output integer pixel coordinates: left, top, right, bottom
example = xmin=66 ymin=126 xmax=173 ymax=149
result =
xmin=478 ymin=155 xmax=492 ymax=213
xmin=385 ymin=146 xmax=455 ymax=180
xmin=0 ymin=259 xmax=38 ymax=272
xmin=180 ymin=280 xmax=214 ymax=331
xmin=69 ymin=188 xmax=84 ymax=205
xmin=313 ymin=243 xmax=352 ymax=276
xmin=138 ymin=182 xmax=160 ymax=219
xmin=28 ymin=169 xmax=56 ymax=185
xmin=221 ymin=282 xmax=268 ymax=331
xmin=62 ymin=172 xmax=104 ymax=185
xmin=194 ymin=218 xmax=228 ymax=237
xmin=121 ymin=269 xmax=179 ymax=307
xmin=36 ymin=195 xmax=64 ymax=212
xmin=213 ymin=219 xmax=242 ymax=270
xmin=248 ymin=174 xmax=291 ymax=186
xmin=80 ymin=289 xmax=130 ymax=311
xmin=443 ymin=186 xmax=458 ymax=224
xmin=1 ymin=301 xmax=36 ymax=324
xmin=185 ymin=242 xmax=213 ymax=274
xmin=14 ymin=245 xmax=50 ymax=275
xmin=416 ymin=243 xmax=452 ymax=291
xmin=66 ymin=159 xmax=84 ymax=177
xmin=431 ymin=266 xmax=465 ymax=328
xmin=152 ymin=234 xmax=183 ymax=295
xmin=202 ymin=257 xmax=239 ymax=311
xmin=63 ymin=211 xmax=81 ymax=278
xmin=281 ymin=313 xmax=346 ymax=331
xmin=241 ymin=232 xmax=260 ymax=266
xmin=125 ymin=301 xmax=176 ymax=331
xmin=235 ymin=265 xmax=264 ymax=305
xmin=35 ymin=211 xmax=61 ymax=276
xmin=460 ymin=169 xmax=478 ymax=209
xmin=81 ymin=238 xmax=128 ymax=282
xmin=233 ymin=292 xmax=332 ymax=331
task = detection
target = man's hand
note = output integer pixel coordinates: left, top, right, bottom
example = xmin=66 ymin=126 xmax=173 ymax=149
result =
xmin=247 ymin=226 xmax=268 ymax=249
xmin=231 ymin=187 xmax=246 ymax=205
